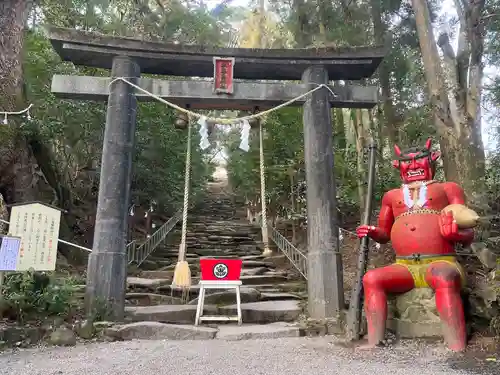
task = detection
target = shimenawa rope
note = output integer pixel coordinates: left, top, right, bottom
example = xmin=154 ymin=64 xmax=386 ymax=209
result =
xmin=108 ymin=77 xmax=337 ymax=124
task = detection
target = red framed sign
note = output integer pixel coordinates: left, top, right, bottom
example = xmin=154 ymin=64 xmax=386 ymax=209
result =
xmin=213 ymin=57 xmax=235 ymax=94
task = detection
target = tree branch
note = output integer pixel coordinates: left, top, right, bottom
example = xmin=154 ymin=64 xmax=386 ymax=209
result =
xmin=454 ymin=0 xmax=470 ymax=95
xmin=466 ymin=0 xmax=486 ymax=121
xmin=453 ymin=0 xmax=468 ymax=23
xmin=437 ymin=31 xmax=458 ymax=88
xmin=411 ymin=0 xmax=452 ymax=134
xmin=436 ymin=31 xmax=463 ymax=132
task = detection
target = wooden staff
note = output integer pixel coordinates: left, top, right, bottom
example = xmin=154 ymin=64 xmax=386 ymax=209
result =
xmin=346 ymin=141 xmax=377 ymax=340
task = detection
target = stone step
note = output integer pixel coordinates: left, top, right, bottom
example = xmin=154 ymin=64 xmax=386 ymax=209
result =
xmin=155 ymin=263 xmax=199 ymax=272
xmin=125 ymin=293 xmax=182 ymax=306
xmin=138 ymin=267 xmax=282 ymax=281
xmin=186 ymin=287 xmax=261 ymax=305
xmin=240 ymin=255 xmax=267 ymax=261
xmin=186 ymin=220 xmax=254 ymax=224
xmin=244 ymin=283 xmax=307 ymax=293
xmin=158 ymin=246 xmax=259 ymax=253
xmin=185 ymin=235 xmax=255 ymax=241
xmin=215 ymin=322 xmax=300 ymax=340
xmin=167 ymin=226 xmax=259 ymax=232
xmin=158 ymin=247 xmax=259 ymax=253
xmin=240 ymin=275 xmax=289 ymax=285
xmin=186 ymin=230 xmax=259 ymax=236
xmin=146 ymin=259 xmax=172 ymax=268
xmin=242 ymin=260 xmax=275 ymax=268
xmin=145 ymin=256 xmax=197 ymax=263
xmin=178 ymin=239 xmax=257 ymax=245
xmin=124 ymin=300 xmax=302 ymax=324
xmin=109 ymin=322 xmax=218 ymax=340
xmin=180 ymin=244 xmax=260 ymax=250
xmin=138 ymin=260 xmax=164 ymax=270
xmin=155 ymin=284 xmax=203 ymax=297
xmin=220 ymin=300 xmax=302 ymax=323
xmin=140 ymin=270 xmax=175 ymax=279
xmin=125 ymin=304 xmax=215 ymax=324
xmin=167 ymin=249 xmax=245 ymax=257
xmin=149 ymin=256 xmax=259 ymax=264
xmin=164 ymin=239 xmax=257 ymax=244
xmin=152 ymin=281 xmax=304 ymax=298
xmin=152 ymin=253 xmax=261 ymax=262
xmin=127 ymin=277 xmax=170 ymax=289
xmin=259 ymin=292 xmax=303 ymax=301
xmin=240 ymin=267 xmax=270 ymax=276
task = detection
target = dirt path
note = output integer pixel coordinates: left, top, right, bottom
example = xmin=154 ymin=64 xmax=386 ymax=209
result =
xmin=0 ymin=337 xmax=498 ymax=375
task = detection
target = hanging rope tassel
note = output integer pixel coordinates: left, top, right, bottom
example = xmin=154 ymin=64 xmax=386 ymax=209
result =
xmin=259 ymin=120 xmax=272 ymax=257
xmin=172 ymin=116 xmax=193 ymax=290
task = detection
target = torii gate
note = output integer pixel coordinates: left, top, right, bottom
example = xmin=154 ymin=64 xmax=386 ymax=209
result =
xmin=47 ymin=27 xmax=384 ymax=321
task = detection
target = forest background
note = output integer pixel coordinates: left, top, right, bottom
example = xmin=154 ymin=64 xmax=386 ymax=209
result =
xmin=0 ymin=0 xmax=499 ymax=331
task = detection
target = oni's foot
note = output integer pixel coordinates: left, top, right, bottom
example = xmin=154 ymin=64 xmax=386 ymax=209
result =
xmin=355 ymin=339 xmax=389 ymax=351
xmin=442 ymin=323 xmax=467 ymax=352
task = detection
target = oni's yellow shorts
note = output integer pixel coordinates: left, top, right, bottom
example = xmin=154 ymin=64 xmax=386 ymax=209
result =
xmin=395 ymin=256 xmax=466 ymax=288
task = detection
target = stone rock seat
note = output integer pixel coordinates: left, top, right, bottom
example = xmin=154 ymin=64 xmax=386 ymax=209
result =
xmin=387 ymin=288 xmax=442 ymax=338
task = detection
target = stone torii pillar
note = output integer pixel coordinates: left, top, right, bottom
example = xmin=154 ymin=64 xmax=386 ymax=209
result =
xmin=302 ymin=66 xmax=344 ymax=320
xmin=85 ymin=56 xmax=140 ymax=319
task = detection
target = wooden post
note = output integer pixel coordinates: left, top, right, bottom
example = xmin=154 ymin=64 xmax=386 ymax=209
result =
xmin=145 ymin=208 xmax=153 ymax=238
xmin=85 ymin=56 xmax=140 ymax=320
xmin=302 ymin=66 xmax=344 ymax=319
xmin=127 ymin=204 xmax=134 ymax=243
xmin=289 ymin=169 xmax=297 ymax=245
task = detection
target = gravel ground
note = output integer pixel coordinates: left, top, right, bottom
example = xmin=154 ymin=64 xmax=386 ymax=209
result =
xmin=0 ymin=337 xmax=498 ymax=375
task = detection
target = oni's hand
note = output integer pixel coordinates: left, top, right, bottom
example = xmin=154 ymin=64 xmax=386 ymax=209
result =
xmin=439 ymin=211 xmax=459 ymax=240
xmin=356 ymin=225 xmax=377 ymax=239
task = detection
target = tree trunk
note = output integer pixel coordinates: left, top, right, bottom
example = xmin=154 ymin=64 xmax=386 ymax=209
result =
xmin=0 ymin=0 xmax=38 ymax=205
xmin=411 ymin=0 xmax=486 ymax=202
xmin=0 ymin=1 xmax=82 ymax=266
xmin=333 ymin=83 xmax=347 ymax=150
xmin=292 ymin=0 xmax=311 ymax=47
xmin=371 ymin=0 xmax=398 ymax=145
xmin=353 ymin=109 xmax=366 ymax=216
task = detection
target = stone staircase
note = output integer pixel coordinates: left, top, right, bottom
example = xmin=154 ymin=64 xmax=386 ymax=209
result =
xmin=119 ymin=179 xmax=307 ymax=339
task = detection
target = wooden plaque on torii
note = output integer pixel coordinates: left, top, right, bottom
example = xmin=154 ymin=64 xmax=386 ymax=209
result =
xmin=213 ymin=57 xmax=235 ymax=94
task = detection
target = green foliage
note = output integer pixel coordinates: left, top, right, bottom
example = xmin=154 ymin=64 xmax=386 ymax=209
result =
xmin=224 ymin=108 xmax=304 ymax=215
xmin=223 ymin=0 xmax=483 ymax=227
xmin=23 ymin=0 xmax=500 ymax=238
xmin=133 ymin=105 xmax=210 ymax=211
xmin=224 ymin=107 xmax=373 ymax=218
xmin=0 ymin=271 xmax=78 ymax=323
xmin=22 ymin=2 xmax=223 ymax=218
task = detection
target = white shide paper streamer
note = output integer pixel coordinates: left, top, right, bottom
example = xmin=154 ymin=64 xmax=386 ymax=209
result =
xmin=239 ymin=119 xmax=251 ymax=152
xmin=198 ymin=116 xmax=211 ymax=150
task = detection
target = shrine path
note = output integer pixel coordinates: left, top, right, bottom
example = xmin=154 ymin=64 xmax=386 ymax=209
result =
xmin=0 ymin=336 xmax=497 ymax=375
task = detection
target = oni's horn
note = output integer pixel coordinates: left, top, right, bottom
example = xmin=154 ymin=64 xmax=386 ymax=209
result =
xmin=425 ymin=138 xmax=432 ymax=150
xmin=394 ymin=144 xmax=402 ymax=156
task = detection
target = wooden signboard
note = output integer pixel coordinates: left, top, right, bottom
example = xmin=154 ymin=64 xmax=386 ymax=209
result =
xmin=8 ymin=202 xmax=62 ymax=271
xmin=213 ymin=57 xmax=235 ymax=94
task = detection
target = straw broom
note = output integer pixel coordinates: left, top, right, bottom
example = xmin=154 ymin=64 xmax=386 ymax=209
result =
xmin=172 ymin=116 xmax=192 ymax=289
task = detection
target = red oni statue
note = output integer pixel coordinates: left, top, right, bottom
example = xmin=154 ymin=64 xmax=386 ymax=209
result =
xmin=356 ymin=138 xmax=474 ymax=352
